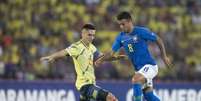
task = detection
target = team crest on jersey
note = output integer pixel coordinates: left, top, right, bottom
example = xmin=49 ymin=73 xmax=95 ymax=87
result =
xmin=132 ymin=35 xmax=138 ymax=43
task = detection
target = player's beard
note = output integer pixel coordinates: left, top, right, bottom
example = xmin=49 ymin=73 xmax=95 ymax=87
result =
xmin=124 ymin=27 xmax=132 ymax=33
xmin=123 ymin=29 xmax=129 ymax=33
xmin=87 ymin=38 xmax=93 ymax=43
xmin=121 ymin=26 xmax=128 ymax=33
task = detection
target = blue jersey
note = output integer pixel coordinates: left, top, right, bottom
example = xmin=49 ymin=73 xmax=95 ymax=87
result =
xmin=112 ymin=26 xmax=157 ymax=71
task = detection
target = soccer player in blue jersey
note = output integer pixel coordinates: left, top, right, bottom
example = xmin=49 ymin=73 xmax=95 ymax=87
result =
xmin=95 ymin=11 xmax=172 ymax=101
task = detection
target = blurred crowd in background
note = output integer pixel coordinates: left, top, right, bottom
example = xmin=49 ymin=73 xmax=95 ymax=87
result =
xmin=0 ymin=0 xmax=201 ymax=82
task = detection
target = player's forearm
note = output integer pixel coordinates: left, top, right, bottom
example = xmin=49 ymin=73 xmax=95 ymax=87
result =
xmin=97 ymin=51 xmax=114 ymax=62
xmin=105 ymin=55 xmax=126 ymax=61
xmin=49 ymin=49 xmax=67 ymax=60
xmin=156 ymin=37 xmax=167 ymax=58
xmin=95 ymin=51 xmax=118 ymax=67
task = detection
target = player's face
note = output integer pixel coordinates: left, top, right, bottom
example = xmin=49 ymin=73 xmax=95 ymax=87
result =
xmin=82 ymin=29 xmax=96 ymax=43
xmin=117 ymin=19 xmax=132 ymax=33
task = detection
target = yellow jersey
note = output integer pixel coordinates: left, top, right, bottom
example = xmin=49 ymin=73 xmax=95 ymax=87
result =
xmin=65 ymin=40 xmax=97 ymax=90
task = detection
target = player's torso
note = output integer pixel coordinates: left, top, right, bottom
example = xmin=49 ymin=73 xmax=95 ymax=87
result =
xmin=120 ymin=33 xmax=147 ymax=55
xmin=72 ymin=42 xmax=96 ymax=90
xmin=120 ymin=32 xmax=155 ymax=70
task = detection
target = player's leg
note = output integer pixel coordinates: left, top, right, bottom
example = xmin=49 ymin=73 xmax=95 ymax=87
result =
xmin=139 ymin=65 xmax=160 ymax=101
xmin=143 ymin=87 xmax=160 ymax=101
xmin=79 ymin=84 xmax=92 ymax=101
xmin=79 ymin=95 xmax=90 ymax=101
xmin=79 ymin=84 xmax=118 ymax=101
xmin=132 ymin=72 xmax=146 ymax=101
xmin=133 ymin=64 xmax=159 ymax=101
xmin=92 ymin=85 xmax=118 ymax=101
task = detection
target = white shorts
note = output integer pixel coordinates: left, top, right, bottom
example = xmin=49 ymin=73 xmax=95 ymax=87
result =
xmin=137 ymin=64 xmax=158 ymax=88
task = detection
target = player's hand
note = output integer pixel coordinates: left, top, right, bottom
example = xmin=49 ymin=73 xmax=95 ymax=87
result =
xmin=94 ymin=54 xmax=105 ymax=67
xmin=94 ymin=58 xmax=104 ymax=67
xmin=94 ymin=59 xmax=103 ymax=67
xmin=40 ymin=56 xmax=54 ymax=63
xmin=107 ymin=93 xmax=119 ymax=101
xmin=163 ymin=56 xmax=173 ymax=69
xmin=117 ymin=55 xmax=127 ymax=60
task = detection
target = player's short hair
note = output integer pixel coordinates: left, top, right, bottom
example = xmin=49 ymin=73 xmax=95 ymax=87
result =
xmin=82 ymin=23 xmax=96 ymax=30
xmin=117 ymin=11 xmax=132 ymax=20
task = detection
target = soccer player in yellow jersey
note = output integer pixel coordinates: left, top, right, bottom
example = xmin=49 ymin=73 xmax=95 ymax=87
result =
xmin=40 ymin=24 xmax=120 ymax=101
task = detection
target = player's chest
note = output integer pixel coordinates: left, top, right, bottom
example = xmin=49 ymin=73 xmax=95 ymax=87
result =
xmin=121 ymin=35 xmax=143 ymax=45
xmin=120 ymin=35 xmax=145 ymax=53
xmin=80 ymin=48 xmax=94 ymax=60
xmin=78 ymin=48 xmax=94 ymax=66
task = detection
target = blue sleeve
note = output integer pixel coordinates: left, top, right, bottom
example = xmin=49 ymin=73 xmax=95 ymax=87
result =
xmin=93 ymin=50 xmax=101 ymax=61
xmin=139 ymin=28 xmax=157 ymax=42
xmin=112 ymin=34 xmax=122 ymax=52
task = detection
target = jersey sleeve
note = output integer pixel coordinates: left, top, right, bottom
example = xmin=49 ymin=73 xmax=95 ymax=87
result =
xmin=139 ymin=28 xmax=157 ymax=42
xmin=91 ymin=44 xmax=102 ymax=61
xmin=65 ymin=44 xmax=80 ymax=57
xmin=112 ymin=33 xmax=122 ymax=52
xmin=93 ymin=50 xmax=102 ymax=61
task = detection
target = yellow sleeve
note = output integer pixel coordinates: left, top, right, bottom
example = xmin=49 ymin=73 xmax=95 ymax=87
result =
xmin=65 ymin=44 xmax=80 ymax=57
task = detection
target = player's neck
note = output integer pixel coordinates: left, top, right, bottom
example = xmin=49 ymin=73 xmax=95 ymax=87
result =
xmin=128 ymin=25 xmax=134 ymax=33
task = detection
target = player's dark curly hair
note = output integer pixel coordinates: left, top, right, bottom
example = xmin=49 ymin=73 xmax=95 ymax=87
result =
xmin=82 ymin=23 xmax=96 ymax=30
xmin=117 ymin=11 xmax=132 ymax=20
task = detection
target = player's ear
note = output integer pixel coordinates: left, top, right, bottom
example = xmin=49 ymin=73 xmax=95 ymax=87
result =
xmin=81 ymin=29 xmax=86 ymax=36
xmin=81 ymin=29 xmax=84 ymax=34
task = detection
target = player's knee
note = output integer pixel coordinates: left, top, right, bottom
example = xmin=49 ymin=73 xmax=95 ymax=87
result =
xmin=106 ymin=93 xmax=118 ymax=101
xmin=132 ymin=74 xmax=145 ymax=84
xmin=131 ymin=77 xmax=136 ymax=83
xmin=132 ymin=76 xmax=140 ymax=84
xmin=96 ymin=89 xmax=109 ymax=101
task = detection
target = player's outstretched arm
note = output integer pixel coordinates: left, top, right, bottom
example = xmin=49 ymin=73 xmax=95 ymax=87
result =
xmin=105 ymin=54 xmax=127 ymax=61
xmin=40 ymin=49 xmax=68 ymax=63
xmin=94 ymin=51 xmax=113 ymax=67
xmin=95 ymin=51 xmax=125 ymax=67
xmin=156 ymin=36 xmax=173 ymax=68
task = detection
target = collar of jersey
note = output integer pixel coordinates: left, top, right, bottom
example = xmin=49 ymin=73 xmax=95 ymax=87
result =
xmin=122 ymin=27 xmax=136 ymax=36
xmin=80 ymin=40 xmax=90 ymax=49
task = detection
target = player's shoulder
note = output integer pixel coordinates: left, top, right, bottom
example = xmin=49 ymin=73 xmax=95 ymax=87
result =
xmin=119 ymin=31 xmax=126 ymax=36
xmin=116 ymin=32 xmax=124 ymax=38
xmin=73 ymin=40 xmax=83 ymax=46
xmin=134 ymin=26 xmax=152 ymax=36
xmin=134 ymin=26 xmax=150 ymax=32
xmin=69 ymin=41 xmax=82 ymax=48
